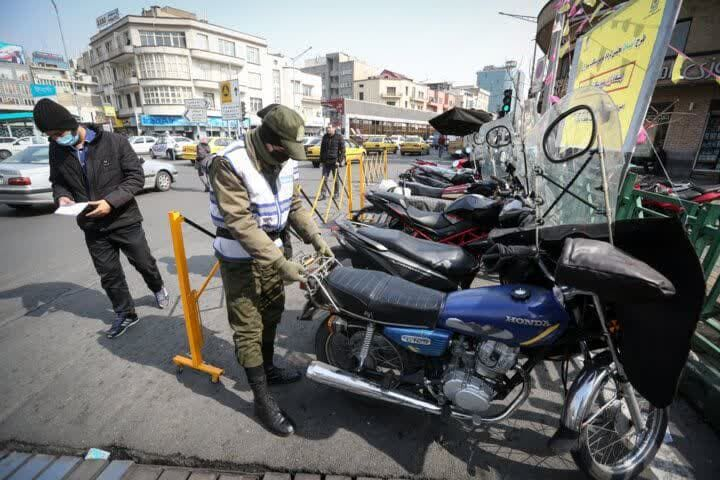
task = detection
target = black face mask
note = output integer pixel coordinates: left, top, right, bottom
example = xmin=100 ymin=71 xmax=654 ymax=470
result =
xmin=270 ymin=149 xmax=290 ymax=163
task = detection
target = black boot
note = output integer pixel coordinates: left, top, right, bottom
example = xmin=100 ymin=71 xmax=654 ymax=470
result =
xmin=245 ymin=366 xmax=295 ymax=437
xmin=262 ymin=341 xmax=302 ymax=385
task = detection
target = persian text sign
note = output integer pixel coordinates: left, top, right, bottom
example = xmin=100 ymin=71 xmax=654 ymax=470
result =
xmin=569 ymin=0 xmax=682 ymax=154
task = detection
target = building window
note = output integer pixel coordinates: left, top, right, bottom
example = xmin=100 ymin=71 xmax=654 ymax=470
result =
xmin=123 ymin=31 xmax=130 ymax=46
xmin=138 ymin=54 xmax=189 ymax=79
xmin=134 ymin=91 xmax=141 ymax=106
xmin=143 ymin=86 xmax=193 ymax=105
xmin=359 ymin=92 xmax=364 ymax=101
xmin=126 ymin=94 xmax=132 ymax=108
xmin=247 ymin=46 xmax=260 ymax=64
xmin=302 ymin=84 xmax=312 ymax=97
xmin=248 ymin=72 xmax=262 ymax=89
xmin=387 ymin=87 xmax=396 ymax=96
xmin=272 ymin=69 xmax=281 ymax=103
xmin=293 ymin=81 xmax=301 ymax=95
xmin=358 ymin=83 xmax=364 ymax=88
xmin=116 ymin=95 xmax=122 ymax=108
xmin=218 ymin=38 xmax=236 ymax=57
xmin=203 ymin=92 xmax=215 ymax=109
xmin=105 ymin=41 xmax=112 ymax=55
xmin=405 ymin=101 xmax=408 ymax=108
xmin=196 ymin=33 xmax=209 ymax=50
xmin=418 ymin=91 xmax=424 ymax=99
xmin=249 ymin=97 xmax=263 ymax=112
xmin=666 ymin=19 xmax=692 ymax=57
xmin=139 ymin=31 xmax=186 ymax=48
xmin=387 ymin=101 xmax=395 ymax=106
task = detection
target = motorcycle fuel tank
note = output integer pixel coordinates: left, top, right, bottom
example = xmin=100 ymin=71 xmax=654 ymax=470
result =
xmin=437 ymin=284 xmax=570 ymax=347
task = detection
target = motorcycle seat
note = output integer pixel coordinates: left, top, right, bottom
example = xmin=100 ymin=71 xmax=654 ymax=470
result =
xmin=696 ymin=184 xmax=720 ymax=194
xmin=555 ymin=238 xmax=676 ymax=303
xmin=406 ymin=206 xmax=451 ymax=229
xmin=325 ymin=267 xmax=446 ymax=328
xmin=405 ymin=181 xmax=446 ymax=198
xmin=358 ymin=226 xmax=479 ymax=277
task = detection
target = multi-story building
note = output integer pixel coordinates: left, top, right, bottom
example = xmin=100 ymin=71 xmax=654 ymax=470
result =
xmin=301 ymin=52 xmax=375 ymax=100
xmin=353 ymin=70 xmax=428 ymax=110
xmin=476 ymin=61 xmax=527 ymax=115
xmin=0 ymin=42 xmax=34 ymax=137
xmin=267 ymin=53 xmax=325 ymax=134
xmin=424 ymin=82 xmax=460 ymax=113
xmin=454 ymin=84 xmax=491 ymax=111
xmin=84 ymin=6 xmax=273 ymax=136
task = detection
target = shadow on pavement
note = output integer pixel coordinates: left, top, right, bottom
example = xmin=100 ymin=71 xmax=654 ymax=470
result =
xmin=0 ymin=281 xmax=113 ymax=322
xmin=158 ymin=255 xmax=217 ymax=276
xmin=0 ymin=204 xmax=56 ymax=217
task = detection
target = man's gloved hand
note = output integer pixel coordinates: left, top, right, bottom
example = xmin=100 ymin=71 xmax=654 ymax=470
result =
xmin=311 ymin=234 xmax=334 ymax=258
xmin=276 ymin=258 xmax=306 ymax=283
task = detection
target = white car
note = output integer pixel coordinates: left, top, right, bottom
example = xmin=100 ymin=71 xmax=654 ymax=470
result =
xmin=0 ymin=136 xmax=48 ymax=160
xmin=128 ymin=136 xmax=157 ymax=155
xmin=151 ymin=136 xmax=193 ymax=160
xmin=0 ymin=145 xmax=179 ymax=209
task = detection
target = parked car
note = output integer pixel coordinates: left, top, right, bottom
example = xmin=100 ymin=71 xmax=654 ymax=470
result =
xmin=307 ymin=139 xmax=366 ymax=168
xmin=151 ymin=136 xmax=193 ymax=160
xmin=181 ymin=137 xmax=233 ymax=163
xmin=304 ymin=136 xmax=320 ymax=146
xmin=399 ymin=135 xmax=430 ymax=155
xmin=363 ymin=135 xmax=398 ymax=154
xmin=0 ymin=137 xmax=16 ymax=146
xmin=127 ymin=136 xmax=157 ymax=155
xmin=388 ymin=135 xmax=405 ymax=149
xmin=0 ymin=136 xmax=48 ymax=160
xmin=0 ymin=145 xmax=178 ymax=209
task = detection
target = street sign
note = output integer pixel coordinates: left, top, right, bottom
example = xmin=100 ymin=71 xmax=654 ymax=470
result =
xmin=220 ymin=79 xmax=242 ymax=120
xmin=221 ymin=104 xmax=240 ymax=120
xmin=184 ymin=98 xmax=208 ymax=124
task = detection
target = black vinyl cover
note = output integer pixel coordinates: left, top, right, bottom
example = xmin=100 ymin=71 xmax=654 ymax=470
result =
xmin=555 ymin=238 xmax=676 ymax=303
xmin=325 ymin=267 xmax=446 ymax=328
xmin=404 ymin=181 xmax=447 ymax=199
xmin=429 ymin=107 xmax=494 ymax=135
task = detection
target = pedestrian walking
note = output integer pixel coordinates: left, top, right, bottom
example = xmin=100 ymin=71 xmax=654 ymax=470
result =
xmin=33 ymin=99 xmax=169 ymax=339
xmin=318 ymin=125 xmax=345 ymax=200
xmin=438 ymin=134 xmax=447 ymax=158
xmin=195 ymin=136 xmax=211 ymax=192
xmin=207 ymin=104 xmax=333 ymax=437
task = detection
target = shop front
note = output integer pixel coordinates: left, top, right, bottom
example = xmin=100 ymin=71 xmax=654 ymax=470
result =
xmin=138 ymin=115 xmax=238 ymax=138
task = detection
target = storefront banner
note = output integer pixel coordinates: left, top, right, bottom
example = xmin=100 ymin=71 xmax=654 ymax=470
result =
xmin=30 ymin=84 xmax=57 ymax=99
xmin=568 ymin=0 xmax=682 ymax=155
xmin=0 ymin=41 xmax=25 ymax=64
xmin=140 ymin=115 xmax=227 ymax=128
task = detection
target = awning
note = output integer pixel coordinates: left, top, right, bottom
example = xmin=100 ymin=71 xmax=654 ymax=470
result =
xmin=429 ymin=107 xmax=493 ymax=135
xmin=0 ymin=112 xmax=34 ymax=121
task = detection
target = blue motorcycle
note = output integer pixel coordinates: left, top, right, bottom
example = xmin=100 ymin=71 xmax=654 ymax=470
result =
xmin=302 ymin=91 xmax=705 ymax=479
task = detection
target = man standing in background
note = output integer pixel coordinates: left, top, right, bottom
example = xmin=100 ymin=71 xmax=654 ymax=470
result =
xmin=318 ymin=125 xmax=345 ymax=200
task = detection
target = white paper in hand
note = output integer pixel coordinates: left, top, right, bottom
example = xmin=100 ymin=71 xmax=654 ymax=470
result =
xmin=54 ymin=202 xmax=89 ymax=216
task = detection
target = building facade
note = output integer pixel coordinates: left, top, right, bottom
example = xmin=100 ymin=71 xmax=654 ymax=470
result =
xmin=0 ymin=42 xmax=34 ymax=137
xmin=302 ymin=52 xmax=375 ymax=100
xmin=84 ymin=6 xmax=272 ymax=136
xmin=454 ymin=85 xmax=490 ymax=111
xmin=424 ymin=82 xmax=460 ymax=113
xmin=267 ymin=54 xmax=324 ymax=134
xmin=476 ymin=61 xmax=527 ymax=115
xmin=353 ymin=70 xmax=428 ymax=110
xmin=535 ymin=0 xmax=720 ymax=177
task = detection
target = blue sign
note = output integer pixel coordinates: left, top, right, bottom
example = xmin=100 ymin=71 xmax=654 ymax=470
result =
xmin=140 ymin=115 xmax=230 ymax=128
xmin=30 ymin=84 xmax=57 ymax=98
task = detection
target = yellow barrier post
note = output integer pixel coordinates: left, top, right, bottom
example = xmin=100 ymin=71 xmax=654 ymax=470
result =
xmin=383 ymin=149 xmax=388 ymax=179
xmin=309 ymin=175 xmax=325 ymax=219
xmin=345 ymin=162 xmax=353 ymax=217
xmin=323 ymin=168 xmax=339 ymax=222
xmin=168 ymin=211 xmax=224 ymax=383
xmin=359 ymin=156 xmax=366 ymax=209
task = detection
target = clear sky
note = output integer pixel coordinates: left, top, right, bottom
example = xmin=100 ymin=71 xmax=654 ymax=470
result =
xmin=0 ymin=0 xmax=541 ymax=84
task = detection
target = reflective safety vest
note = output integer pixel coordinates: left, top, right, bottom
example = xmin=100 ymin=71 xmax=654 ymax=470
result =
xmin=208 ymin=142 xmax=298 ymax=261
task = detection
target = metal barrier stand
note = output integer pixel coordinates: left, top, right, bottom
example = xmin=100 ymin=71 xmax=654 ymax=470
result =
xmin=168 ymin=211 xmax=224 ymax=383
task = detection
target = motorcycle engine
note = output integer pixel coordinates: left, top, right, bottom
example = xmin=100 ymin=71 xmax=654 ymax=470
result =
xmin=442 ymin=340 xmax=519 ymax=413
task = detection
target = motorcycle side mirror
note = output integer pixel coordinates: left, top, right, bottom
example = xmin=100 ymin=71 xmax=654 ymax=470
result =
xmin=465 ymin=146 xmax=473 ymax=154
xmin=542 ymin=104 xmax=597 ymax=164
xmin=486 ymin=126 xmax=512 ymax=148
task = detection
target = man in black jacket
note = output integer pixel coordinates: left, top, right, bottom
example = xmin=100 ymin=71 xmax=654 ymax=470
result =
xmin=318 ymin=125 xmax=345 ymax=200
xmin=33 ymin=99 xmax=168 ymax=339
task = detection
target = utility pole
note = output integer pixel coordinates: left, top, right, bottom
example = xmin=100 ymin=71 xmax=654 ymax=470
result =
xmin=290 ymin=46 xmax=312 ymax=113
xmin=50 ymin=0 xmax=82 ymax=120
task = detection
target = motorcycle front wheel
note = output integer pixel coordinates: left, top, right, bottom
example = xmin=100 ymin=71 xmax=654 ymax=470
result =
xmin=573 ymin=373 xmax=668 ymax=480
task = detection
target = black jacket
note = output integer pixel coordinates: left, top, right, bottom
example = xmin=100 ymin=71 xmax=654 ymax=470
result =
xmin=319 ymin=133 xmax=345 ymax=163
xmin=49 ymin=125 xmax=145 ymax=232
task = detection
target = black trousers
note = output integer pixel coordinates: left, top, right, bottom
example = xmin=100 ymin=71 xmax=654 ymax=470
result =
xmin=84 ymin=222 xmax=164 ymax=316
xmin=321 ymin=162 xmax=340 ymax=197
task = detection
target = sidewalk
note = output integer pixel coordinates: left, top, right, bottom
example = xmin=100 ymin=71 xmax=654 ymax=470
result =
xmin=0 ymin=450 xmax=381 ymax=480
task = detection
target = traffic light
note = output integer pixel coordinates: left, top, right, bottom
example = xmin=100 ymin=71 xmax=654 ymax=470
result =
xmin=499 ymin=89 xmax=513 ymax=118
xmin=240 ymin=101 xmax=246 ymax=120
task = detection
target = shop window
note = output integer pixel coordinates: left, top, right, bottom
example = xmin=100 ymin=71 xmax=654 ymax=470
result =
xmin=359 ymin=92 xmax=364 ymax=100
xmin=694 ymin=101 xmax=720 ymax=171
xmin=666 ymin=19 xmax=691 ymax=58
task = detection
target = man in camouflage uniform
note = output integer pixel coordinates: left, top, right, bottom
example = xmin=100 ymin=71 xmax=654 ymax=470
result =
xmin=208 ymin=104 xmax=332 ymax=436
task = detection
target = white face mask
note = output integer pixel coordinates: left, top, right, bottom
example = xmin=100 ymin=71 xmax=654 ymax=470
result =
xmin=55 ymin=130 xmax=79 ymax=146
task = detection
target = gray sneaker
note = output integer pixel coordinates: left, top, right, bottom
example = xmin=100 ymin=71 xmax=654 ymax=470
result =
xmin=107 ymin=313 xmax=139 ymax=339
xmin=154 ymin=286 xmax=169 ymax=309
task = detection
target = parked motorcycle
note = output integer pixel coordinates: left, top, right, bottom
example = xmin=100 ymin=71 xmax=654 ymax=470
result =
xmin=635 ymin=178 xmax=720 ymax=215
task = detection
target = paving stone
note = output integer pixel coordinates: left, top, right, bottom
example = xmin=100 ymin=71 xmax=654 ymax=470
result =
xmin=157 ymin=470 xmax=191 ymax=480
xmin=64 ymin=460 xmax=108 ymax=480
xmin=95 ymin=462 xmax=133 ymax=480
xmin=324 ymin=477 xmax=350 ymax=480
xmin=217 ymin=474 xmax=257 ymax=480
xmin=0 ymin=453 xmax=32 ymax=480
xmin=291 ymin=475 xmax=321 ymax=480
xmin=187 ymin=473 xmax=216 ymax=480
xmin=123 ymin=466 xmax=162 ymax=480
xmin=8 ymin=454 xmax=55 ymax=480
xmin=261 ymin=474 xmax=289 ymax=480
xmin=36 ymin=457 xmax=82 ymax=480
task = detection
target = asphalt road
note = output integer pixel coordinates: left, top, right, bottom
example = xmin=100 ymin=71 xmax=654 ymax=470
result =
xmin=0 ymin=151 xmax=718 ymax=479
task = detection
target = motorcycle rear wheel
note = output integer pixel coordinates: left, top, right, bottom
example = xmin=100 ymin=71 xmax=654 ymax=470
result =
xmin=572 ymin=373 xmax=668 ymax=480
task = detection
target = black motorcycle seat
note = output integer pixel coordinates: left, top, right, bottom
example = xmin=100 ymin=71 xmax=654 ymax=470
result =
xmin=555 ymin=238 xmax=676 ymax=303
xmin=405 ymin=181 xmax=446 ymax=198
xmin=371 ymin=191 xmax=409 ymax=208
xmin=696 ymin=183 xmax=720 ymax=194
xmin=358 ymin=226 xmax=479 ymax=277
xmin=370 ymin=191 xmax=449 ymax=212
xmin=406 ymin=206 xmax=451 ymax=229
xmin=325 ymin=267 xmax=446 ymax=327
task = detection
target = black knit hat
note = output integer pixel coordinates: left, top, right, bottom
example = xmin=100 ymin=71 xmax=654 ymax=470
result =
xmin=33 ymin=98 xmax=78 ymax=132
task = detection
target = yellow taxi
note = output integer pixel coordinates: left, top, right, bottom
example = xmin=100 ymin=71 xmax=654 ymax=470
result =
xmin=308 ymin=139 xmax=366 ymax=168
xmin=399 ymin=135 xmax=430 ymax=156
xmin=363 ymin=135 xmax=398 ymax=154
xmin=181 ymin=137 xmax=233 ymax=163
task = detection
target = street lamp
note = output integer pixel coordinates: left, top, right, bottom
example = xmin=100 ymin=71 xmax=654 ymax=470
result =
xmin=50 ymin=0 xmax=82 ymax=120
xmin=290 ymin=46 xmax=312 ymax=113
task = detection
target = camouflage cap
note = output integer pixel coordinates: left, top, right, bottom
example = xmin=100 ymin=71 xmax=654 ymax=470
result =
xmin=257 ymin=103 xmax=307 ymax=160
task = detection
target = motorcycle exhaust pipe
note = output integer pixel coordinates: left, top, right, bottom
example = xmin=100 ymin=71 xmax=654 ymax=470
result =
xmin=306 ymin=361 xmax=442 ymax=415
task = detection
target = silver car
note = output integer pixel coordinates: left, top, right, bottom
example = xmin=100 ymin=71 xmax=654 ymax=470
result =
xmin=0 ymin=145 xmax=179 ymax=209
